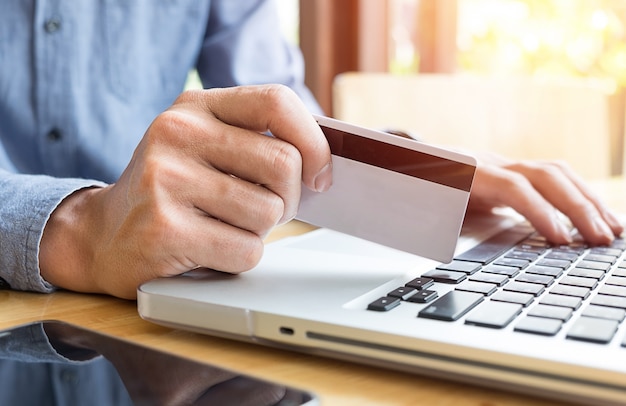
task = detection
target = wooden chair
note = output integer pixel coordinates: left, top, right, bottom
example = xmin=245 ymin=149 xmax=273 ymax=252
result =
xmin=332 ymin=73 xmax=625 ymax=180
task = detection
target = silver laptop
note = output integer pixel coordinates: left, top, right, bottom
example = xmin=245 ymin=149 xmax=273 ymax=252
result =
xmin=138 ymin=211 xmax=626 ymax=405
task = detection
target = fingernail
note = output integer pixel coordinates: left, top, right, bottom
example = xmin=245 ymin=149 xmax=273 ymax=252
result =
xmin=604 ymin=210 xmax=624 ymax=233
xmin=555 ymin=220 xmax=572 ymax=243
xmin=278 ymin=211 xmax=297 ymax=226
xmin=594 ymin=216 xmax=614 ymax=240
xmin=314 ymin=161 xmax=333 ymax=192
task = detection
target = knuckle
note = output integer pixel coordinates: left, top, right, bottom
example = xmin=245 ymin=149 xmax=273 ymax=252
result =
xmin=231 ymin=237 xmax=264 ymax=272
xmin=549 ymin=159 xmax=570 ymax=170
xmin=242 ymin=191 xmax=284 ymax=236
xmin=260 ymin=194 xmax=285 ymax=228
xmin=138 ymin=154 xmax=182 ymax=194
xmin=259 ymin=84 xmax=298 ymax=115
xmin=568 ymin=199 xmax=597 ymax=218
xmin=269 ymin=141 xmax=301 ymax=174
xmin=514 ymin=160 xmax=565 ymax=180
xmin=487 ymin=172 xmax=532 ymax=201
xmin=495 ymin=170 xmax=529 ymax=191
xmin=148 ymin=110 xmax=190 ymax=143
xmin=531 ymin=164 xmax=562 ymax=179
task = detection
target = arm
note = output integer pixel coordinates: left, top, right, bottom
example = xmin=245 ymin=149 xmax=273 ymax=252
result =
xmin=196 ymin=0 xmax=323 ymax=114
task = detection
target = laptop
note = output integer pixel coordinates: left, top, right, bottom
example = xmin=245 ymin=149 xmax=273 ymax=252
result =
xmin=137 ymin=116 xmax=626 ymax=405
xmin=138 ymin=209 xmax=626 ymax=405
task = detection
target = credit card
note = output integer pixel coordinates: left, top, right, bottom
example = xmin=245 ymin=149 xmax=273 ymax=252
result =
xmin=296 ymin=115 xmax=477 ymax=262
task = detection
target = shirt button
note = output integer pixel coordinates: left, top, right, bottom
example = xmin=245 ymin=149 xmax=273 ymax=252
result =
xmin=60 ymin=369 xmax=79 ymax=384
xmin=47 ymin=128 xmax=63 ymax=141
xmin=44 ymin=18 xmax=62 ymax=33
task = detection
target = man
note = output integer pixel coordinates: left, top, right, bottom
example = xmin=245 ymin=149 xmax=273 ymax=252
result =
xmin=1 ymin=0 xmax=622 ymax=300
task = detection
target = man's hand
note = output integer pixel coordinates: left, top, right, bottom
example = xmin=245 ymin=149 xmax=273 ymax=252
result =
xmin=39 ymin=85 xmax=333 ymax=299
xmin=468 ymin=152 xmax=623 ymax=245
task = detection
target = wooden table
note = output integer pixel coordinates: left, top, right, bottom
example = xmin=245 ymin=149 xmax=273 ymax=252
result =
xmin=2 ymin=178 xmax=625 ymax=405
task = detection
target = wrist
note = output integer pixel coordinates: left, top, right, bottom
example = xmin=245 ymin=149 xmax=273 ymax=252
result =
xmin=39 ymin=187 xmax=105 ymax=293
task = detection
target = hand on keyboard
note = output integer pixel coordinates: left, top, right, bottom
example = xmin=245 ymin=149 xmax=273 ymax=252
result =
xmin=466 ymin=152 xmax=623 ymax=246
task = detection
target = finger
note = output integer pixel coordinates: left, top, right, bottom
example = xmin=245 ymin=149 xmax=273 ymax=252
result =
xmin=128 ymin=133 xmax=289 ymax=236
xmin=184 ymin=160 xmax=286 ymax=236
xmin=547 ymin=161 xmax=624 ymax=236
xmin=201 ymin=85 xmax=332 ymax=191
xmin=470 ymin=164 xmax=573 ymax=244
xmin=161 ymin=212 xmax=265 ymax=275
xmin=510 ymin=161 xmax=617 ymax=245
xmin=192 ymin=119 xmax=303 ymax=224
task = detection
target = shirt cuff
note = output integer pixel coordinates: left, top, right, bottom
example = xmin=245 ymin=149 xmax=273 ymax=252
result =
xmin=0 ymin=173 xmax=106 ymax=293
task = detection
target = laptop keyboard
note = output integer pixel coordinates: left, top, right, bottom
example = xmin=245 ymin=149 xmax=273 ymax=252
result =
xmin=367 ymin=224 xmax=626 ymax=346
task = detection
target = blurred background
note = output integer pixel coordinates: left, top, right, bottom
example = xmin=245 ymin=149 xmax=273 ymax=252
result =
xmin=187 ymin=0 xmax=626 ymax=181
xmin=278 ymin=0 xmax=626 ymax=182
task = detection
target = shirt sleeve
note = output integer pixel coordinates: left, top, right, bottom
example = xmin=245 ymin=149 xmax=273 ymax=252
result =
xmin=0 ymin=170 xmax=106 ymax=293
xmin=0 ymin=322 xmax=79 ymax=363
xmin=196 ymin=0 xmax=323 ymax=115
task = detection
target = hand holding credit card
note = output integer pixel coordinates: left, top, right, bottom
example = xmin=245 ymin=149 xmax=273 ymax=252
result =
xmin=296 ymin=115 xmax=477 ymax=262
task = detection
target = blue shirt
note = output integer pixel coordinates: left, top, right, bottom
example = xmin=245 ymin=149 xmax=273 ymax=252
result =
xmin=0 ymin=0 xmax=320 ymax=293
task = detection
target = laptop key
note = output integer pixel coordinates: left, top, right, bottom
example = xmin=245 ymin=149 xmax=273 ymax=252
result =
xmin=515 ymin=273 xmax=554 ymax=287
xmin=590 ymin=247 xmax=622 ymax=257
xmin=553 ymin=245 xmax=585 ymax=255
xmin=539 ymin=294 xmax=582 ymax=310
xmin=453 ymin=227 xmax=531 ymax=264
xmin=481 ymin=265 xmax=520 ymax=278
xmin=505 ymin=250 xmax=539 ymax=261
xmin=566 ymin=316 xmax=618 ymax=344
xmin=406 ymin=289 xmax=438 ymax=303
xmin=591 ymin=294 xmax=626 ymax=310
xmin=367 ymin=296 xmax=401 ymax=312
xmin=418 ymin=291 xmax=484 ymax=321
xmin=550 ymin=284 xmax=590 ymax=299
xmin=536 ymin=258 xmax=571 ymax=269
xmin=455 ymin=281 xmax=497 ymax=296
xmin=514 ymin=316 xmax=562 ymax=336
xmin=422 ymin=269 xmax=466 ymax=284
xmin=493 ymin=258 xmax=529 ymax=269
xmin=583 ymin=253 xmax=617 ymax=264
xmin=567 ymin=268 xmax=605 ymax=280
xmin=387 ymin=287 xmax=418 ymax=300
xmin=582 ymin=304 xmax=626 ymax=322
xmin=465 ymin=301 xmax=522 ymax=329
xmin=544 ymin=251 xmax=578 ymax=262
xmin=436 ymin=261 xmax=481 ymax=275
xmin=527 ymin=304 xmax=573 ymax=321
xmin=503 ymin=281 xmax=545 ymax=296
xmin=605 ymin=276 xmax=626 ymax=287
xmin=525 ymin=265 xmax=562 ymax=278
xmin=491 ymin=291 xmax=534 ymax=307
xmin=469 ymin=272 xmax=508 ymax=286
xmin=559 ymin=276 xmax=598 ymax=290
xmin=575 ymin=260 xmax=611 ymax=272
xmin=610 ymin=238 xmax=626 ymax=250
xmin=598 ymin=285 xmax=626 ymax=297
xmin=613 ymin=268 xmax=626 ymax=277
xmin=515 ymin=243 xmax=547 ymax=254
xmin=405 ymin=277 xmax=434 ymax=290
